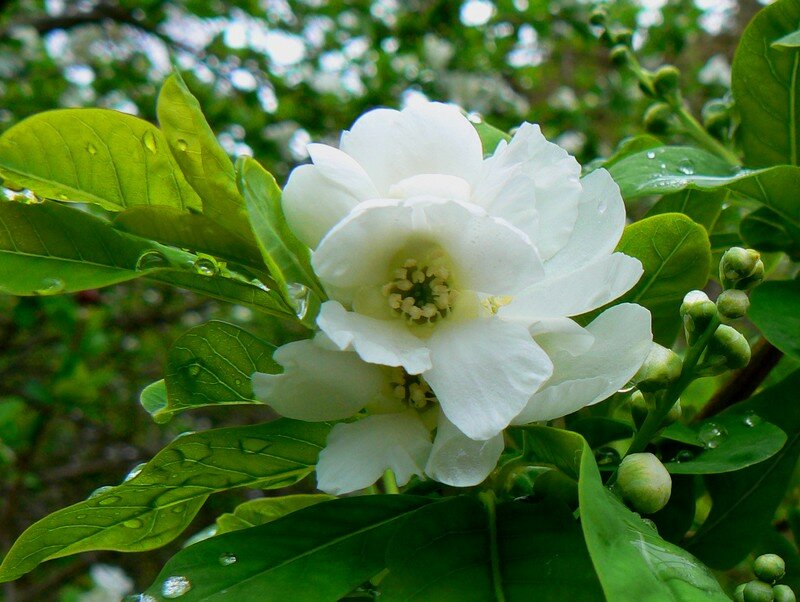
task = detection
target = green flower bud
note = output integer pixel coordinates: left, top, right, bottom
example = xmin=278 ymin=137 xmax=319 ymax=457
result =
xmin=754 ymin=554 xmax=786 ymax=584
xmin=738 ymin=260 xmax=765 ymax=291
xmin=734 ymin=583 xmax=747 ymax=602
xmin=717 ymin=289 xmax=750 ymax=320
xmin=630 ymin=390 xmax=650 ymax=429
xmin=634 ymin=343 xmax=683 ymax=391
xmin=653 ymin=65 xmax=681 ymax=98
xmin=610 ymin=45 xmax=631 ymax=67
xmin=617 ymin=452 xmax=672 ymax=514
xmin=680 ymin=290 xmax=718 ymax=344
xmin=743 ymin=580 xmax=775 ymax=602
xmin=720 ymin=247 xmax=764 ymax=290
xmin=644 ymin=102 xmax=673 ymax=134
xmin=699 ymin=325 xmax=751 ymax=376
xmin=610 ymin=27 xmax=633 ymax=46
xmin=589 ymin=9 xmax=607 ymax=26
xmin=774 ymin=585 xmax=796 ymax=602
xmin=702 ymin=99 xmax=732 ymax=136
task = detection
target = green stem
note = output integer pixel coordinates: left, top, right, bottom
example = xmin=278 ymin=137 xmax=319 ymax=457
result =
xmin=382 ymin=469 xmax=399 ymax=494
xmin=479 ymin=491 xmax=507 ymax=602
xmin=671 ymin=103 xmax=741 ymax=166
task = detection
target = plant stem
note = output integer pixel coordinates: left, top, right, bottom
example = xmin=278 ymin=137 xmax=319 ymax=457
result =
xmin=671 ymin=103 xmax=741 ymax=166
xmin=382 ymin=469 xmax=399 ymax=494
xmin=479 ymin=491 xmax=507 ymax=602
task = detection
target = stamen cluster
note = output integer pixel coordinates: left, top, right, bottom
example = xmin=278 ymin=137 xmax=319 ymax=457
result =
xmin=382 ymin=255 xmax=454 ymax=324
xmin=388 ymin=367 xmax=437 ymax=409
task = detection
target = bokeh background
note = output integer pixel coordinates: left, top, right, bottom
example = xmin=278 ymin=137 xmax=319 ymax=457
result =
xmin=0 ymin=0 xmax=772 ymax=599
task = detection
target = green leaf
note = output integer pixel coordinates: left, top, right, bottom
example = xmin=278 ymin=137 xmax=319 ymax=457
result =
xmin=0 ymin=200 xmax=189 ymax=296
xmin=660 ymin=412 xmax=787 ymax=474
xmin=215 ymin=494 xmax=335 ymax=534
xmin=615 ymin=213 xmax=711 ymax=345
xmin=686 ymin=370 xmax=800 ymax=568
xmin=0 ymin=419 xmax=329 ymax=582
xmin=0 ymin=109 xmax=201 ymax=211
xmin=155 ymin=320 xmax=278 ymax=423
xmin=156 ymin=73 xmax=256 ymax=246
xmin=522 ymin=426 xmax=728 ymax=600
xmin=772 ymin=28 xmax=800 ymax=48
xmin=733 ymin=0 xmax=800 ymax=166
xmin=596 ymin=134 xmax=663 ymax=170
xmin=740 ymin=206 xmax=800 ymax=258
xmin=237 ymin=156 xmax=324 ymax=318
xmin=140 ymin=379 xmax=168 ymax=418
xmin=143 ymin=496 xmax=430 ymax=601
xmin=749 ymin=279 xmax=800 ymax=361
xmin=378 ymin=496 xmax=603 ymax=601
xmin=645 ymin=189 xmax=726 ymax=232
xmin=471 ymin=119 xmax=511 ymax=156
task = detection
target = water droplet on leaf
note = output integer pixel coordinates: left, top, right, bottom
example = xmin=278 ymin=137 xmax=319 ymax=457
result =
xmin=97 ymin=494 xmax=122 ymax=506
xmin=595 ymin=446 xmax=620 ymax=466
xmin=136 ymin=250 xmax=170 ymax=271
xmin=86 ymin=143 xmax=97 ymax=156
xmin=287 ymin=282 xmax=311 ymax=319
xmin=677 ymin=159 xmax=695 ymax=175
xmin=698 ymin=423 xmax=728 ymax=449
xmin=162 ymin=576 xmax=192 ymax=598
xmin=176 ymin=138 xmax=189 ymax=151
xmin=219 ymin=553 xmax=237 ymax=566
xmin=674 ymin=449 xmax=694 ymax=463
xmin=467 ymin=112 xmax=483 ymax=124
xmin=124 ymin=462 xmax=146 ymax=482
xmin=193 ymin=256 xmax=219 ymax=277
xmin=743 ymin=411 xmax=762 ymax=427
xmin=143 ymin=130 xmax=158 ymax=154
xmin=646 ymin=151 xmax=656 ymax=159
xmin=123 ymin=518 xmax=143 ymax=528
xmin=88 ymin=485 xmax=114 ymax=499
xmin=35 ymin=277 xmax=65 ymax=295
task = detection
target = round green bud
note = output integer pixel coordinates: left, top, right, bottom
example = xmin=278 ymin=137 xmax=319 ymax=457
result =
xmin=754 ymin=554 xmax=786 ymax=584
xmin=617 ymin=452 xmax=672 ymax=514
xmin=737 ymin=260 xmax=765 ymax=291
xmin=699 ymin=325 xmax=751 ymax=376
xmin=680 ymin=290 xmax=718 ymax=344
xmin=610 ymin=45 xmax=631 ymax=67
xmin=743 ymin=580 xmax=775 ymax=602
xmin=702 ymin=99 xmax=731 ymax=134
xmin=634 ymin=343 xmax=683 ymax=391
xmin=589 ymin=9 xmax=607 ymax=26
xmin=653 ymin=65 xmax=681 ymax=98
xmin=720 ymin=247 xmax=763 ymax=289
xmin=630 ymin=390 xmax=650 ymax=428
xmin=717 ymin=289 xmax=750 ymax=320
xmin=773 ymin=585 xmax=796 ymax=602
xmin=644 ymin=102 xmax=673 ymax=134
xmin=734 ymin=584 xmax=747 ymax=602
xmin=611 ymin=27 xmax=633 ymax=46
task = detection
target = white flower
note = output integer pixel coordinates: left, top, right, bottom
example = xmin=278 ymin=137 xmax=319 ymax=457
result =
xmin=253 ymin=336 xmax=504 ymax=494
xmin=281 ymin=101 xmax=652 ymax=440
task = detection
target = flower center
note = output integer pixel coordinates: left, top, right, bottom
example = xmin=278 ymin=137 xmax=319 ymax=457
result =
xmin=381 ymin=252 xmax=455 ymax=324
xmin=388 ymin=367 xmax=437 ymax=409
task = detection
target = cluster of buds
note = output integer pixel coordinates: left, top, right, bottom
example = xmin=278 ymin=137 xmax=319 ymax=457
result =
xmin=720 ymin=247 xmax=764 ymax=291
xmin=733 ymin=553 xmax=795 ymax=602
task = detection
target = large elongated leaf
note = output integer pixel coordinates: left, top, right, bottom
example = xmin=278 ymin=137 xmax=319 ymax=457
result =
xmin=0 ymin=419 xmax=329 ymax=582
xmin=733 ymin=0 xmax=800 ymax=166
xmin=0 ymin=109 xmax=201 ymax=211
xmin=215 ymin=494 xmax=335 ymax=534
xmin=645 ymin=189 xmax=725 ymax=232
xmin=615 ymin=213 xmax=711 ymax=345
xmin=0 ymin=200 xmax=189 ymax=295
xmin=749 ymin=279 xmax=800 ymax=361
xmin=687 ymin=370 xmax=800 ymax=569
xmin=150 ymin=320 xmax=278 ymax=423
xmin=378 ymin=496 xmax=603 ymax=601
xmin=143 ymin=496 xmax=430 ymax=601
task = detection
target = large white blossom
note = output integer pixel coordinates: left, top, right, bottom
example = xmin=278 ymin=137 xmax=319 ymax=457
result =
xmin=280 ymin=101 xmax=651 ymax=443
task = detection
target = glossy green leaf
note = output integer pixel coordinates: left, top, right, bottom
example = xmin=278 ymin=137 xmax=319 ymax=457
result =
xmin=143 ymin=495 xmax=430 ymax=601
xmin=471 ymin=119 xmax=510 ymax=156
xmin=156 ymin=73 xmax=256 ymax=246
xmin=0 ymin=200 xmax=189 ymax=296
xmin=733 ymin=0 xmax=800 ymax=166
xmin=0 ymin=419 xmax=329 ymax=582
xmin=237 ymin=156 xmax=324 ymax=311
xmin=749 ymin=279 xmax=800 ymax=361
xmin=646 ymin=188 xmax=726 ymax=232
xmin=597 ymin=134 xmax=663 ymax=170
xmin=155 ymin=320 xmax=278 ymax=423
xmin=687 ymin=370 xmax=800 ymax=568
xmin=379 ymin=496 xmax=603 ymax=601
xmin=0 ymin=109 xmax=201 ymax=211
xmin=615 ymin=213 xmax=711 ymax=345
xmin=215 ymin=494 xmax=335 ymax=534
xmin=773 ymin=28 xmax=800 ymax=48
xmin=650 ymin=475 xmax=696 ymax=544
xmin=740 ymin=206 xmax=800 ymax=258
xmin=140 ymin=379 xmax=168 ymax=418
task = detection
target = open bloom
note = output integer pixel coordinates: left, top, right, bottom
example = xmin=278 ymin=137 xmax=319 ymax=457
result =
xmin=253 ymin=336 xmax=503 ymax=494
xmin=281 ymin=100 xmax=651 ymax=437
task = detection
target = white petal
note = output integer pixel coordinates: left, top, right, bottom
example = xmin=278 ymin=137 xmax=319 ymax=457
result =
xmin=339 ymin=103 xmax=483 ymax=192
xmin=313 ymin=197 xmax=543 ymax=298
xmin=425 ymin=318 xmax=553 ymax=440
xmin=529 ymin=318 xmax=595 ymax=356
xmin=282 ymin=149 xmax=379 ymax=248
xmin=317 ymin=300 xmax=432 ymax=374
xmin=513 ymin=303 xmax=653 ymax=424
xmin=316 ymin=411 xmax=432 ymax=494
xmin=544 ymin=169 xmax=627 ymax=275
xmin=501 ymin=252 xmax=643 ymax=320
xmin=252 ymin=338 xmax=384 ymax=421
xmin=425 ymin=413 xmax=504 ymax=487
xmin=475 ymin=123 xmax=581 ymax=258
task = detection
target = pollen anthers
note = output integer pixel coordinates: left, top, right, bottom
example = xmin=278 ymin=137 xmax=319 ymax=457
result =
xmin=381 ymin=250 xmax=455 ymax=324
xmin=388 ymin=367 xmax=436 ymax=409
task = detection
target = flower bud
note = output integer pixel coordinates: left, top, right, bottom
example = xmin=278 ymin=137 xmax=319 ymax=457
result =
xmin=610 ymin=45 xmax=632 ymax=67
xmin=634 ymin=343 xmax=682 ymax=391
xmin=702 ymin=99 xmax=732 ymax=136
xmin=630 ymin=390 xmax=650 ymax=428
xmin=699 ymin=325 xmax=751 ymax=376
xmin=774 ymin=585 xmax=796 ymax=602
xmin=680 ymin=290 xmax=718 ymax=344
xmin=589 ymin=8 xmax=607 ymax=26
xmin=653 ymin=65 xmax=681 ymax=98
xmin=734 ymin=584 xmax=747 ymax=602
xmin=754 ymin=554 xmax=786 ymax=584
xmin=644 ymin=102 xmax=673 ymax=134
xmin=617 ymin=452 xmax=672 ymax=514
xmin=743 ymin=580 xmax=776 ymax=602
xmin=717 ymin=289 xmax=750 ymax=320
xmin=610 ymin=27 xmax=633 ymax=46
xmin=720 ymin=247 xmax=764 ymax=290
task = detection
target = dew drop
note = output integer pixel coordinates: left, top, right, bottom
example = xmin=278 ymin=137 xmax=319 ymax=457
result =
xmin=287 ymin=282 xmax=311 ymax=319
xmin=88 ymin=485 xmax=114 ymax=499
xmin=172 ymin=504 xmax=186 ymax=514
xmin=743 ymin=411 xmax=762 ymax=427
xmin=143 ymin=130 xmax=158 ymax=154
xmin=219 ymin=553 xmax=237 ymax=566
xmin=124 ymin=462 xmax=147 ymax=482
xmin=646 ymin=151 xmax=656 ymax=159
xmin=123 ymin=518 xmax=143 ymax=529
xmin=124 ymin=595 xmax=157 ymax=602
xmin=136 ymin=250 xmax=170 ymax=271
xmin=698 ymin=423 xmax=728 ymax=449
xmin=467 ymin=111 xmax=483 ymax=124
xmin=176 ymin=138 xmax=189 ymax=151
xmin=594 ymin=446 xmax=620 ymax=466
xmin=162 ymin=576 xmax=192 ymax=598
xmin=641 ymin=518 xmax=659 ymax=533
xmin=97 ymin=494 xmax=122 ymax=506
xmin=10 ymin=188 xmax=43 ymax=204
xmin=86 ymin=143 xmax=98 ymax=156
xmin=677 ymin=159 xmax=695 ymax=175
xmin=34 ymin=277 xmax=65 ymax=295
xmin=193 ymin=256 xmax=219 ymax=277
xmin=674 ymin=449 xmax=695 ymax=463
